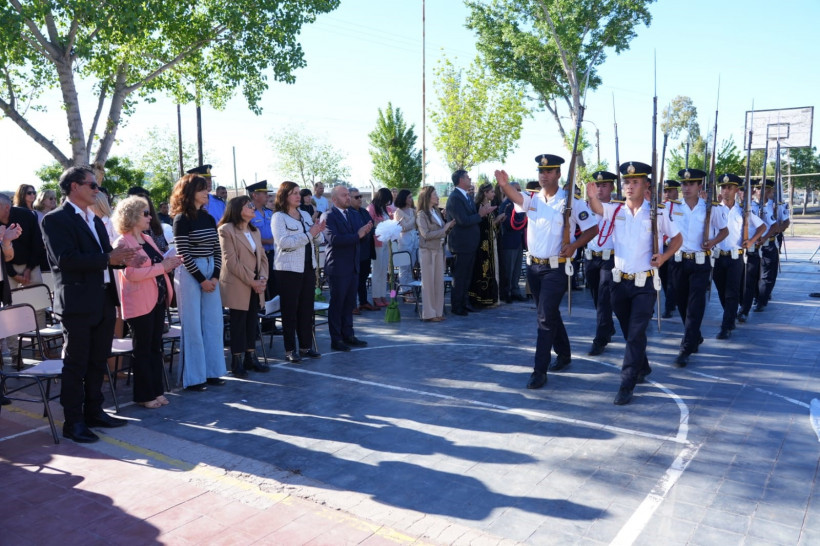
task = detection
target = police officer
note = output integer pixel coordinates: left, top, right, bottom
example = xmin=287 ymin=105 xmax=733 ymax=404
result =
xmin=186 ymin=164 xmax=226 ymax=221
xmin=584 ymin=170 xmax=617 ymax=356
xmin=712 ymin=174 xmax=767 ymax=339
xmin=494 ymin=154 xmax=598 ymax=390
xmin=753 ymin=179 xmax=789 ymax=312
xmin=667 ymin=168 xmax=728 ymax=367
xmin=247 ymin=181 xmax=277 ymax=299
xmin=660 ymin=180 xmax=681 ymax=318
xmin=586 ymin=162 xmax=682 ymax=405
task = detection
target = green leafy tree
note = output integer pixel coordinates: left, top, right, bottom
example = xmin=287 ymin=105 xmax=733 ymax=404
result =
xmin=136 ymin=127 xmax=200 ymax=205
xmin=661 ymin=96 xmax=701 ymax=143
xmin=466 ymin=0 xmax=654 ymax=166
xmin=0 ymin=1 xmax=339 ymax=179
xmin=429 ymin=56 xmax=529 ymax=171
xmin=368 ymin=102 xmax=422 ymax=191
xmin=271 ymin=129 xmax=350 ymax=188
xmin=36 ymin=156 xmax=145 ymax=200
xmin=784 ymin=146 xmax=820 ymax=214
xmin=667 ymin=136 xmax=744 ymax=183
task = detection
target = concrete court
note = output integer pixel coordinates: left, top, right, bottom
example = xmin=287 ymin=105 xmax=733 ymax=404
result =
xmin=2 ymin=235 xmax=820 ymax=545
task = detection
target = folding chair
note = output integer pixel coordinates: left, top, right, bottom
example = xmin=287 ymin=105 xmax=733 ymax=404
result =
xmin=392 ymin=250 xmax=422 ymax=317
xmin=10 ymin=283 xmax=63 ymax=368
xmin=0 ymin=304 xmax=63 ymax=443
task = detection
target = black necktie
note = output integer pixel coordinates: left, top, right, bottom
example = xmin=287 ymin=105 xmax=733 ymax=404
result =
xmin=343 ymin=209 xmax=350 ymax=225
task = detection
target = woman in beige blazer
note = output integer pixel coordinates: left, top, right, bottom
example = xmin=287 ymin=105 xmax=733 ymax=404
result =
xmin=218 ymin=195 xmax=269 ymax=377
xmin=416 ymin=187 xmax=455 ymax=321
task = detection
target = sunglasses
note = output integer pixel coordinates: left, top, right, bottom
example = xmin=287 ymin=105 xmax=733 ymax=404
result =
xmin=244 ymin=203 xmax=256 ymax=210
xmin=142 ymin=211 xmax=151 ymax=218
xmin=351 ymin=195 xmax=362 ymax=199
xmin=79 ymin=181 xmax=99 ymax=190
xmin=26 ymin=190 xmax=37 ymax=195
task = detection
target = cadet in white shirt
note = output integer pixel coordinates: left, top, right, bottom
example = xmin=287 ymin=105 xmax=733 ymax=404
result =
xmin=752 ymin=179 xmax=789 ymax=312
xmin=712 ymin=174 xmax=766 ymax=339
xmin=495 ymin=154 xmax=598 ymax=390
xmin=659 ymin=180 xmax=681 ymax=318
xmin=586 ymin=161 xmax=682 ymax=406
xmin=584 ymin=170 xmax=618 ymax=356
xmin=667 ymin=168 xmax=729 ymax=367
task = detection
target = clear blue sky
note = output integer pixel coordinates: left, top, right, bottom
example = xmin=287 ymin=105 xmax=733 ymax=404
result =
xmin=2 ymin=0 xmax=818 ymax=193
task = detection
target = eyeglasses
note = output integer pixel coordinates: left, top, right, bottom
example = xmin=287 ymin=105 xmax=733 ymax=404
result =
xmin=351 ymin=195 xmax=362 ymax=200
xmin=142 ymin=211 xmax=151 ymax=218
xmin=79 ymin=181 xmax=99 ymax=190
xmin=26 ymin=191 xmax=37 ymax=196
xmin=244 ymin=203 xmax=256 ymax=210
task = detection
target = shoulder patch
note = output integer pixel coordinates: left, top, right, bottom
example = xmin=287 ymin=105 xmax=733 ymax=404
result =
xmin=579 ymin=211 xmax=589 ymax=221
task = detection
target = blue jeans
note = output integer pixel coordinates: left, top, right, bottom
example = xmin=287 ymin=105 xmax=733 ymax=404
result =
xmin=177 ymin=257 xmax=225 ymax=387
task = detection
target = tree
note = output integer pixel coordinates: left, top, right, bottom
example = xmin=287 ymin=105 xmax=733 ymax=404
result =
xmin=661 ymin=96 xmax=701 ymax=144
xmin=36 ymin=156 xmax=145 ymax=200
xmin=271 ymin=129 xmax=350 ymax=188
xmin=785 ymin=146 xmax=820 ymax=214
xmin=136 ymin=127 xmax=200 ymax=205
xmin=0 ymin=1 xmax=340 ymax=179
xmin=428 ymin=56 xmax=529 ymax=171
xmin=368 ymin=103 xmax=423 ymax=191
xmin=466 ymin=0 xmax=654 ymax=165
xmin=666 ymin=136 xmax=744 ymax=182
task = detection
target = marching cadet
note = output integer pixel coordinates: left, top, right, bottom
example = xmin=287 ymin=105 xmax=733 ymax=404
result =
xmin=712 ymin=174 xmax=766 ymax=339
xmin=660 ymin=180 xmax=681 ymax=318
xmin=753 ymin=179 xmax=790 ymax=312
xmin=584 ymin=170 xmax=617 ymax=356
xmin=494 ymin=154 xmax=598 ymax=390
xmin=667 ymin=168 xmax=728 ymax=367
xmin=738 ymin=179 xmax=761 ymax=322
xmin=586 ymin=162 xmax=682 ymax=405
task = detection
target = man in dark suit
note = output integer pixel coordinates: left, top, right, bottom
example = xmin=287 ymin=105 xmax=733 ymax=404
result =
xmin=349 ymin=187 xmax=378 ymax=313
xmin=322 ymin=186 xmax=373 ymax=352
xmin=41 ymin=166 xmax=141 ymax=443
xmin=445 ymin=170 xmax=495 ymax=315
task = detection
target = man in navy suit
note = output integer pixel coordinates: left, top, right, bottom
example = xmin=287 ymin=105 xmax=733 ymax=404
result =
xmin=322 ymin=186 xmax=373 ymax=351
xmin=41 ymin=166 xmax=142 ymax=443
xmin=445 ymin=170 xmax=495 ymax=315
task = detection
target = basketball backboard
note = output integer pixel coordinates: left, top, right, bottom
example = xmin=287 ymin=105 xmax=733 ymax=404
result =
xmin=744 ymin=106 xmax=813 ymax=150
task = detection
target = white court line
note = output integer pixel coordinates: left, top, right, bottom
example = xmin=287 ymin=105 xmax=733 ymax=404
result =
xmin=0 ymin=424 xmax=51 ymax=443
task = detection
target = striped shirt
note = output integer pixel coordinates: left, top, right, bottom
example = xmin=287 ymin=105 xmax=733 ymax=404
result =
xmin=173 ymin=211 xmax=221 ymax=282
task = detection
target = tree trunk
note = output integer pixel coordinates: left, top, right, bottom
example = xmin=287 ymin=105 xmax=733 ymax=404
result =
xmin=92 ymin=68 xmax=129 ymax=183
xmin=54 ymin=56 xmax=88 ymax=165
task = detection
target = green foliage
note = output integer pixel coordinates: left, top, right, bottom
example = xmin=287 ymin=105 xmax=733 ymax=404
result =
xmin=368 ymin=102 xmax=423 ymax=191
xmin=661 ymin=96 xmax=701 ymax=142
xmin=35 ymin=156 xmax=146 ymax=200
xmin=429 ymin=56 xmax=530 ymax=171
xmin=786 ymin=147 xmax=820 ymax=190
xmin=465 ymin=0 xmax=654 ymax=162
xmin=666 ymin=136 xmax=744 ymax=182
xmin=0 ymin=1 xmax=340 ymax=170
xmin=271 ymin=129 xmax=350 ymax=188
xmin=136 ymin=126 xmax=199 ymax=205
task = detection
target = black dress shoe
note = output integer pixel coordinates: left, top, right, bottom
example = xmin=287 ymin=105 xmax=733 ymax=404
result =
xmin=1 ymin=395 xmax=11 ymax=406
xmin=588 ymin=342 xmax=606 ymax=356
xmin=63 ymin=422 xmax=100 ymax=443
xmin=613 ymin=387 xmax=633 ymax=405
xmin=185 ymin=383 xmax=208 ymax=392
xmin=451 ymin=309 xmax=468 ymax=316
xmin=343 ymin=337 xmax=367 ymax=347
xmin=85 ymin=412 xmax=128 ymax=428
xmin=673 ymin=351 xmax=690 ymax=368
xmin=465 ymin=305 xmax=478 ymax=313
xmin=737 ymin=313 xmax=747 ymax=323
xmin=331 ymin=341 xmax=351 ymax=352
xmin=548 ymin=353 xmax=571 ymax=372
xmin=300 ymin=349 xmax=322 ymax=359
xmin=244 ymin=352 xmax=269 ymax=373
xmin=512 ymin=294 xmax=528 ymax=302
xmin=526 ymin=371 xmax=547 ymax=389
xmin=716 ymin=328 xmax=731 ymax=340
xmin=286 ymin=351 xmax=302 ymax=363
xmin=206 ymin=377 xmax=226 ymax=386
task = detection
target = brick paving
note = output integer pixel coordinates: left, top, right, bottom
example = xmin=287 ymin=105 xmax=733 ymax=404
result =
xmin=1 ymin=233 xmax=819 ymax=544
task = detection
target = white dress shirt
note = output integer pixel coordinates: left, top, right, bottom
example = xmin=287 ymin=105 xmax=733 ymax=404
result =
xmin=599 ymin=201 xmax=680 ymax=274
xmin=514 ymin=188 xmax=597 ymax=259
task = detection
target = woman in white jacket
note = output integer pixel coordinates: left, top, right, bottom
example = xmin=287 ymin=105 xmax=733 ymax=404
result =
xmin=272 ymin=181 xmax=326 ymax=363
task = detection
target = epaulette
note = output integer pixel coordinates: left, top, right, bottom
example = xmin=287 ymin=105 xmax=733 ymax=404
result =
xmin=610 ymin=199 xmax=625 ymax=204
xmin=658 ymin=203 xmax=666 ymax=209
xmin=666 ymin=199 xmax=682 ymax=205
xmin=711 ymin=201 xmax=721 ymax=206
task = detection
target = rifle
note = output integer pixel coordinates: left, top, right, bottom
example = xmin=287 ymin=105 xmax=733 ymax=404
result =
xmin=685 ymin=141 xmax=690 ymax=170
xmin=658 ymin=131 xmax=669 ymax=204
xmin=613 ymin=93 xmax=622 ymax=200
xmin=562 ymin=71 xmax=592 ymax=316
xmin=774 ymin=138 xmax=784 ymax=272
xmin=741 ymin=105 xmax=754 ymax=292
xmin=650 ymin=53 xmax=661 ymax=332
xmin=703 ymin=79 xmax=720 ymax=302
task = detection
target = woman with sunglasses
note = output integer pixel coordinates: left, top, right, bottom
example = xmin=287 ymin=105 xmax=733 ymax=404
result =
xmin=13 ymin=184 xmax=37 ymax=213
xmin=112 ymin=196 xmax=183 ymax=408
xmin=217 ymin=195 xmax=270 ymax=377
xmin=33 ymin=189 xmax=58 ymax=225
xmin=171 ymin=174 xmax=227 ymax=391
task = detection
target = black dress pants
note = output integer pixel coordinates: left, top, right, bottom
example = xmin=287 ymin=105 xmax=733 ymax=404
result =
xmin=276 ymin=269 xmax=316 ymax=352
xmin=126 ymin=302 xmax=166 ymax=403
xmin=669 ymin=258 xmax=710 ymax=354
xmin=713 ymin=254 xmax=743 ymax=330
xmin=527 ymin=263 xmax=570 ymax=373
xmin=229 ymin=292 xmax=260 ymax=354
xmin=585 ymin=255 xmax=615 ymax=344
xmin=611 ymin=279 xmax=653 ymax=390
